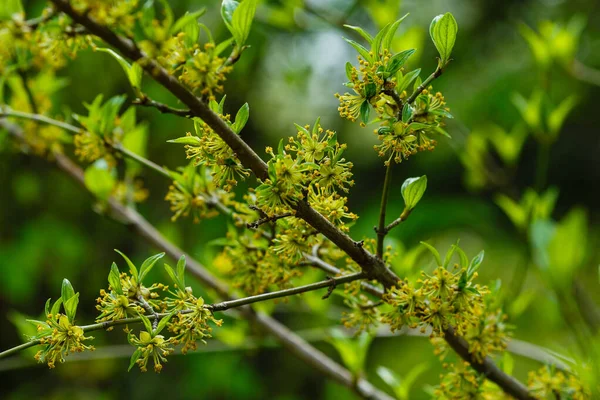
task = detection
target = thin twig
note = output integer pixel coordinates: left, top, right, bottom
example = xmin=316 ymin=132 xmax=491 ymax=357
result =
xmin=133 ymin=97 xmax=193 ymax=118
xmin=375 ymin=161 xmax=393 ymax=258
xmin=247 ymin=212 xmax=292 ymax=229
xmin=0 ymin=273 xmax=365 ymax=359
xmin=406 ymin=64 xmax=443 ymax=104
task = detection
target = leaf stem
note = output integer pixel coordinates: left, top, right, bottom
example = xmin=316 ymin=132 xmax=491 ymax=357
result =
xmin=375 ymin=160 xmax=394 ymax=258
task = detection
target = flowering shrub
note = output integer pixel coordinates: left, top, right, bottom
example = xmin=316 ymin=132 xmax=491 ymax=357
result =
xmin=0 ymin=1 xmax=597 ymax=399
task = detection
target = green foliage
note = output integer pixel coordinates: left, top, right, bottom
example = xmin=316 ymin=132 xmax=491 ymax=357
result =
xmin=401 ymin=175 xmax=427 ymax=211
xmin=429 ymin=13 xmax=458 ymax=66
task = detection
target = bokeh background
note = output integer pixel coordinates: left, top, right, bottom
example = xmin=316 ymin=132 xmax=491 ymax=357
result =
xmin=1 ymin=0 xmax=600 ymax=398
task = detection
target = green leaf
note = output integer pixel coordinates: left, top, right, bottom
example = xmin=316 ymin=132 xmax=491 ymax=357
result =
xmin=84 ymin=160 xmax=116 ymax=201
xmin=215 ymin=37 xmax=235 ymax=56
xmin=344 ymin=38 xmax=372 ymax=63
xmin=221 ymin=0 xmax=238 ymax=33
xmin=51 ymin=297 xmax=63 ymax=316
xmin=233 ymin=103 xmax=250 ymax=133
xmin=364 ymin=82 xmax=377 ymax=99
xmin=386 ymin=49 xmax=415 ymax=75
xmin=64 ymin=292 xmax=79 ymax=322
xmin=115 ymin=249 xmax=139 ymax=281
xmin=382 ymin=14 xmax=409 ymax=51
xmin=108 ymin=262 xmax=123 ymax=295
xmin=396 ymin=68 xmax=420 ymax=94
xmin=231 ymin=0 xmax=258 ymax=47
xmin=518 ymin=23 xmax=551 ymax=68
xmin=327 ymin=330 xmax=372 ymax=375
xmin=0 ymin=0 xmax=23 ymax=20
xmin=155 ymin=310 xmax=178 ymax=335
xmin=420 ymin=241 xmax=441 ymax=266
xmin=443 ymin=245 xmax=457 ymax=269
xmin=401 ymin=175 xmax=427 ymax=210
xmin=467 ymin=250 xmax=484 ymax=279
xmin=548 ymin=95 xmax=577 ymax=137
xmin=372 ymin=23 xmax=391 ymax=60
xmin=343 ymin=25 xmax=374 ymax=44
xmin=360 ymin=101 xmax=370 ymax=124
xmin=163 ymin=263 xmax=183 ymax=288
xmin=167 ymin=136 xmax=201 ymax=145
xmin=171 ymin=8 xmax=206 ymax=35
xmin=430 ymin=12 xmax=458 ymax=64
xmin=61 ymin=278 xmax=75 ymax=306
xmin=139 ymin=252 xmax=166 ymax=283
xmin=453 ymin=245 xmax=469 ymax=268
xmin=401 ymin=104 xmax=413 ymax=123
xmin=344 ymin=62 xmax=354 ymax=81
xmin=176 ymin=255 xmax=187 ymax=288
xmin=128 ymin=348 xmax=143 ymax=371
xmin=139 ymin=313 xmax=153 ymax=334
xmin=97 ymin=48 xmax=143 ymax=94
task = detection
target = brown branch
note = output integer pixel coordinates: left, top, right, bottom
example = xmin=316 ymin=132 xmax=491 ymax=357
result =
xmin=132 ymin=97 xmax=193 ymax=118
xmin=1 ymin=119 xmax=393 ymax=400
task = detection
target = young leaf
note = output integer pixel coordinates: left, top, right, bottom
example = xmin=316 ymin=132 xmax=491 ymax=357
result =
xmin=401 ymin=175 xmax=427 ymax=210
xmin=115 ymin=249 xmax=139 ymax=282
xmin=443 ymin=245 xmax=457 ymax=269
xmin=430 ymin=12 xmax=458 ymax=64
xmin=360 ymin=101 xmax=370 ymax=124
xmin=344 ymin=38 xmax=372 ymax=63
xmin=61 ymin=278 xmax=75 ymax=306
xmin=139 ymin=313 xmax=153 ymax=334
xmin=233 ymin=103 xmax=250 ymax=133
xmin=155 ymin=310 xmax=178 ymax=335
xmin=84 ymin=161 xmax=116 ymax=201
xmin=167 ymin=135 xmax=201 ymax=145
xmin=343 ymin=25 xmax=374 ymax=44
xmin=397 ymin=68 xmax=420 ymax=94
xmin=0 ymin=0 xmax=23 ymax=20
xmin=97 ymin=48 xmax=143 ymax=94
xmin=108 ymin=262 xmax=123 ymax=295
xmin=231 ymin=0 xmax=258 ymax=47
xmin=401 ymin=104 xmax=413 ymax=123
xmin=467 ymin=250 xmax=485 ymax=279
xmin=382 ymin=13 xmax=409 ymax=51
xmin=221 ymin=0 xmax=238 ymax=33
xmin=138 ymin=252 xmax=166 ymax=283
xmin=176 ymin=255 xmax=187 ymax=288
xmin=420 ymin=241 xmax=442 ymax=266
xmin=128 ymin=348 xmax=143 ymax=371
xmin=51 ymin=297 xmax=63 ymax=316
xmin=386 ymin=49 xmax=415 ymax=75
xmin=163 ymin=263 xmax=183 ymax=289
xmin=345 ymin=61 xmax=354 ymax=81
xmin=171 ymin=8 xmax=206 ymax=35
xmin=64 ymin=292 xmax=79 ymax=322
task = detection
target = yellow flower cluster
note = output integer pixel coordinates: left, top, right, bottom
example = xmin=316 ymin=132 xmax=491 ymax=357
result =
xmin=72 ymin=0 xmax=139 ymax=34
xmin=164 ymin=163 xmax=232 ymax=223
xmin=127 ymin=329 xmax=174 ymax=373
xmin=33 ymin=314 xmax=95 ymax=369
xmin=163 ymin=293 xmax=223 ymax=355
xmin=158 ymin=35 xmax=233 ymax=100
xmin=528 ymin=365 xmax=591 ymax=399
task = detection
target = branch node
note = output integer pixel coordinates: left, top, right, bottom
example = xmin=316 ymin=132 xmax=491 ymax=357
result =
xmin=321 ymin=276 xmax=338 ymax=300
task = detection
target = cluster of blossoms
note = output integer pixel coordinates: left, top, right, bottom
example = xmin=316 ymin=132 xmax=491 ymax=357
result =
xmin=527 ymin=365 xmax=591 ymax=399
xmin=169 ymin=98 xmax=250 ymax=192
xmin=71 ymin=0 xmax=139 ymax=35
xmin=336 ymin=23 xmax=452 ymax=164
xmin=380 ymin=246 xmax=510 ymax=361
xmin=28 ymin=280 xmax=95 ymax=368
xmin=164 ymin=162 xmax=233 ymax=223
xmin=433 ymin=360 xmax=505 ymax=399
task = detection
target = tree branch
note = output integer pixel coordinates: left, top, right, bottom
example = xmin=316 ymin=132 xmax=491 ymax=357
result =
xmin=132 ymin=97 xmax=193 ymax=118
xmin=0 ymin=119 xmax=393 ymax=400
xmin=0 ymin=273 xmax=365 ymax=359
xmin=48 ymin=0 xmax=400 ymax=288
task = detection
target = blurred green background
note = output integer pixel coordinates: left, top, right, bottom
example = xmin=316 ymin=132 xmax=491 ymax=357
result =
xmin=1 ymin=0 xmax=600 ymax=398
